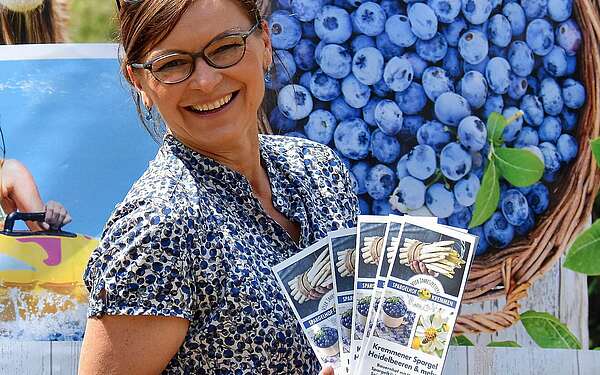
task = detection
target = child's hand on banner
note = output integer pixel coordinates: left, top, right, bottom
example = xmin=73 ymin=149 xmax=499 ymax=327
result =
xmin=41 ymin=200 xmax=72 ymax=230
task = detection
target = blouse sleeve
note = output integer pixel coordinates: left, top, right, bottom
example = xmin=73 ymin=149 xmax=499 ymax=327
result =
xmin=83 ymin=198 xmax=198 ymax=321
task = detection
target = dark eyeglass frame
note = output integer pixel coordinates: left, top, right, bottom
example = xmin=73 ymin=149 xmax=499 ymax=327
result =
xmin=129 ymin=21 xmax=262 ymax=84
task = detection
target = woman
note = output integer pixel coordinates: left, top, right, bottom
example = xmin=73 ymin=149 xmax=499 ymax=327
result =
xmin=0 ymin=158 xmax=72 ymax=231
xmin=79 ymin=0 xmax=357 ymax=374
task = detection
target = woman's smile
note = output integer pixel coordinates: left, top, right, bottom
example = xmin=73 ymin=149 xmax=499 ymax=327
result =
xmin=184 ymin=89 xmax=240 ymax=116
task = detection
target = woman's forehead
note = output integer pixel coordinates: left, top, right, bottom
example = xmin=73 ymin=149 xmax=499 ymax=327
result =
xmin=151 ymin=0 xmax=251 ymax=56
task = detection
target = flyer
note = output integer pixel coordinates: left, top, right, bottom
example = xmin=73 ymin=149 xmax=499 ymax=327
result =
xmin=272 ymin=237 xmax=341 ymax=370
xmin=357 ymin=217 xmax=477 ymax=375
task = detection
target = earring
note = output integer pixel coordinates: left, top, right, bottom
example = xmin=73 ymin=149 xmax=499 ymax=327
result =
xmin=264 ymin=64 xmax=273 ymax=84
xmin=145 ymin=106 xmax=153 ymax=121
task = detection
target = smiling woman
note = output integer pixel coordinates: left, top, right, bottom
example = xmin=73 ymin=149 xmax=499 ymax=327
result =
xmin=77 ymin=1 xmax=358 ymax=374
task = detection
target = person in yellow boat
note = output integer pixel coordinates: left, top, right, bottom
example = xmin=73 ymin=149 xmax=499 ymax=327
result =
xmin=0 ymin=158 xmax=72 ymax=231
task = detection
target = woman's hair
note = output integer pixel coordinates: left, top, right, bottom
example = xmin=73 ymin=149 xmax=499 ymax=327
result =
xmin=117 ymin=0 xmax=275 ymax=143
xmin=0 ymin=0 xmax=68 ymax=44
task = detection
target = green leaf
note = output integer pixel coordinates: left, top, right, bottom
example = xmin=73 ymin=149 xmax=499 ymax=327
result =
xmin=449 ymin=335 xmax=475 ymax=346
xmin=591 ymin=137 xmax=600 ymax=168
xmin=563 ymin=219 xmax=600 ymax=275
xmin=494 ymin=147 xmax=544 ymax=187
xmin=486 ymin=112 xmax=507 ymax=146
xmin=594 ymin=347 xmax=600 ymax=351
xmin=469 ymin=161 xmax=500 ymax=228
xmin=520 ymin=310 xmax=582 ymax=349
xmin=487 ymin=340 xmax=521 ymax=348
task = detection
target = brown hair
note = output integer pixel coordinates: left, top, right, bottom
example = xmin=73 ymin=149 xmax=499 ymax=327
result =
xmin=0 ymin=0 xmax=68 ymax=44
xmin=117 ymin=0 xmax=274 ymax=142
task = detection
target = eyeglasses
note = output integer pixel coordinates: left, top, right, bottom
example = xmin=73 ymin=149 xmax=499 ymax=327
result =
xmin=129 ymin=22 xmax=262 ymax=84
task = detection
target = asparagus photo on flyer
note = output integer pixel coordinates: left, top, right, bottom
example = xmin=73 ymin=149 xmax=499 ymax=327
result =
xmin=357 ymin=218 xmax=478 ymax=375
xmin=272 ymin=237 xmax=342 ymax=370
xmin=350 ymin=215 xmax=390 ymax=369
xmin=328 ymin=227 xmax=358 ymax=375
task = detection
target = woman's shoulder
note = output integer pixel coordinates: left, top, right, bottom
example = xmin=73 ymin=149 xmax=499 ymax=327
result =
xmin=259 ymin=134 xmax=343 ymax=172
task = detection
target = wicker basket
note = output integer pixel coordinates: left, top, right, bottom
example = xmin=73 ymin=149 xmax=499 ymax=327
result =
xmin=454 ymin=0 xmax=600 ymax=334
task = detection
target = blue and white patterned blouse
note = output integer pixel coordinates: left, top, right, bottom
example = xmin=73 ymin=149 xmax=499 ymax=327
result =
xmin=83 ymin=133 xmax=359 ymax=374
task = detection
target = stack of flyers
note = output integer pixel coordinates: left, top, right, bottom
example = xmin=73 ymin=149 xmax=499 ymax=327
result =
xmin=272 ymin=215 xmax=478 ymax=375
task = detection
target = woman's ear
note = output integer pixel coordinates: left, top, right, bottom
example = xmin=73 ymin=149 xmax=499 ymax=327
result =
xmin=126 ymin=65 xmax=154 ymax=108
xmin=260 ymin=19 xmax=273 ymax=70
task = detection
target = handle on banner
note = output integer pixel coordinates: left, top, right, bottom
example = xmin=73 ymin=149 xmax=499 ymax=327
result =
xmin=2 ymin=211 xmax=76 ymax=237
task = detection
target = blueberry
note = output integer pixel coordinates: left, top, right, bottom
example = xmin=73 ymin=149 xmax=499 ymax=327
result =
xmin=417 ymin=120 xmax=453 ymax=152
xmin=502 ymin=2 xmax=527 ymax=36
xmin=484 ymin=211 xmax=515 ymax=248
xmin=291 ymin=0 xmax=324 ymax=22
xmin=284 ymin=131 xmax=307 ymax=139
xmin=426 ymin=183 xmax=455 ymax=218
xmin=422 ymin=66 xmax=454 ymax=101
xmin=442 ymin=16 xmax=468 ymax=47
xmin=556 ymin=19 xmax=582 ymax=56
xmin=314 ymin=327 xmax=339 ymax=348
xmin=562 ymin=78 xmax=586 ymax=109
xmin=521 ymin=0 xmax=548 ymax=19
xmin=319 ymin=44 xmax=352 ymax=79
xmin=502 ymin=106 xmax=523 ymax=143
xmin=373 ymin=78 xmax=393 ymax=98
xmin=331 ymin=97 xmax=361 ymax=121
xmin=539 ymin=141 xmax=561 ymax=173
xmin=266 ymin=50 xmax=297 ymax=90
xmin=352 ymin=161 xmax=371 ymax=194
xmin=315 ymin=5 xmax=353 ymax=44
xmin=508 ymin=40 xmax=535 ymax=77
xmin=407 ymin=144 xmax=437 ymax=180
xmin=401 ymin=115 xmax=425 ymax=139
xmin=488 ymin=14 xmax=512 ymax=47
xmin=540 ymin=78 xmax=564 ymax=116
xmin=341 ymin=310 xmax=353 ymax=329
xmin=385 ymin=15 xmax=417 ymax=47
xmin=469 ymin=226 xmax=490 ymax=255
xmin=363 ymin=98 xmax=382 ymax=126
xmin=376 ymin=32 xmax=405 ymax=61
xmin=543 ymin=46 xmax=568 ymax=77
xmin=454 ymin=173 xmax=481 ymax=206
xmin=520 ymin=95 xmax=544 ymax=126
xmin=458 ymin=71 xmax=487 ymax=110
xmin=383 ymin=56 xmax=414 ymax=92
xmin=278 ymin=84 xmax=313 ymax=120
xmin=276 ymin=0 xmax=292 ymax=10
xmin=314 ymin=40 xmax=326 ymax=65
xmin=435 ymin=92 xmax=472 ymax=126
xmin=269 ymin=10 xmax=302 ymax=50
xmin=538 ymin=116 xmax=562 ymax=143
xmin=521 ymin=145 xmax=545 ymax=165
xmin=428 ymin=0 xmax=462 ymax=23
xmin=396 ymin=154 xmax=410 ymax=179
xmin=458 ymin=30 xmax=489 ymax=65
xmin=293 ymin=39 xmax=317 ymax=71
xmin=357 ymin=296 xmax=372 ymax=317
xmin=352 ymin=2 xmax=387 ymax=36
xmin=341 ymin=73 xmax=371 ymax=108
xmin=351 ymin=35 xmax=376 ymax=54
xmin=359 ymin=197 xmax=371 ymax=214
xmin=443 ymin=47 xmax=464 ymax=79
xmin=374 ymin=99 xmax=404 ymax=136
xmin=270 ymin=107 xmax=297 ymax=133
xmin=381 ymin=0 xmax=405 ymax=17
xmin=304 ymin=110 xmax=337 ymax=145
xmin=548 ymin=0 xmax=572 ymax=21
xmin=352 ymin=47 xmax=385 ymax=86
xmin=334 ymin=118 xmax=371 ymax=159
xmin=416 ymin=32 xmax=449 ymax=63
xmin=514 ymin=211 xmax=536 ymax=236
xmin=408 ymin=3 xmax=439 ymax=40
xmin=501 ymin=189 xmax=530 ymax=225
xmin=404 ymin=52 xmax=430 ymax=81
xmin=526 ymin=19 xmax=554 ymax=56
xmin=373 ymin=199 xmax=396 ymax=215
xmin=448 ymin=205 xmax=472 ymax=228
xmin=440 ymin=142 xmax=472 ymax=181
xmin=526 ymin=182 xmax=550 ymax=214
xmin=463 ymin=56 xmax=490 ymax=75
xmin=508 ymin=74 xmax=529 ymax=100
xmin=458 ymin=116 xmax=487 ymax=152
xmin=302 ymin=21 xmax=317 ymax=39
xmin=489 ymin=44 xmax=509 ymax=59
xmin=561 ymin=109 xmax=578 ymax=133
xmin=310 ymin=69 xmax=341 ymax=101
xmin=514 ymin=126 xmax=540 ymax=147
xmin=382 ymin=297 xmax=408 ymax=318
xmin=392 ymin=176 xmax=427 ymax=211
xmin=556 ymin=134 xmax=578 ymax=163
xmin=485 ymin=57 xmax=511 ymax=95
xmin=396 ymin=82 xmax=428 ymax=115
xmin=461 ymin=0 xmax=493 ymax=25
xmin=371 ymin=129 xmax=402 ymax=163
xmin=483 ymin=94 xmax=505 ymax=119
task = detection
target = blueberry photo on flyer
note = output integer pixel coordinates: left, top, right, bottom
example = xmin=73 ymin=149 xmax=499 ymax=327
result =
xmin=272 ymin=238 xmax=342 ymax=370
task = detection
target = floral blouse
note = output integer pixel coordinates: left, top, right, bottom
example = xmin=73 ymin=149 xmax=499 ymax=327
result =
xmin=83 ymin=133 xmax=359 ymax=374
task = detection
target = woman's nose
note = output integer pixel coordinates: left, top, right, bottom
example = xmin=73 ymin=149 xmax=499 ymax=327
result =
xmin=187 ymin=57 xmax=223 ymax=93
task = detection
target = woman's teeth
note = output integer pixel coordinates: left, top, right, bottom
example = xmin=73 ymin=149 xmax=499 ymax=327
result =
xmin=190 ymin=92 xmax=233 ymax=113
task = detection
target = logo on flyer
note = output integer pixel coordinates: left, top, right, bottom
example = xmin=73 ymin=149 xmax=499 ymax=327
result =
xmin=405 ymin=275 xmax=444 ymax=314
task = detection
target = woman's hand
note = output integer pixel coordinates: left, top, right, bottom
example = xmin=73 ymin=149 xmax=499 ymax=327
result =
xmin=41 ymin=200 xmax=72 ymax=230
xmin=319 ymin=366 xmax=334 ymax=375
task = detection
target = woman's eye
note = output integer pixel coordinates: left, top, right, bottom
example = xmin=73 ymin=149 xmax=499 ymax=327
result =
xmin=212 ymin=43 xmax=241 ymax=54
xmin=157 ymin=59 xmax=188 ymax=70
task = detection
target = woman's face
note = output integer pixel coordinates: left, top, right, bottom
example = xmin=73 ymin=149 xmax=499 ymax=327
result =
xmin=130 ymin=0 xmax=272 ymax=151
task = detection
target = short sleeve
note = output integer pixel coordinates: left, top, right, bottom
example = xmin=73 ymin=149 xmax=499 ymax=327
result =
xmin=83 ymin=199 xmax=197 ymax=320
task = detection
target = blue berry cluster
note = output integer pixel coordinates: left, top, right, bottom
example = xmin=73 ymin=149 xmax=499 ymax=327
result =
xmin=313 ymin=326 xmax=340 ymax=348
xmin=382 ymin=296 xmax=408 ymax=318
xmin=269 ymin=0 xmax=585 ymax=256
xmin=341 ymin=309 xmax=353 ymax=329
xmin=356 ymin=296 xmax=372 ymax=316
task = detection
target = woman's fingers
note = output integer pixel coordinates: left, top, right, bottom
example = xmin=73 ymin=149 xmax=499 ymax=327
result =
xmin=319 ymin=366 xmax=334 ymax=375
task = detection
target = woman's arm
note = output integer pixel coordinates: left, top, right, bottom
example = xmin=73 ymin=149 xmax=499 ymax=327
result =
xmin=79 ymin=315 xmax=189 ymax=375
